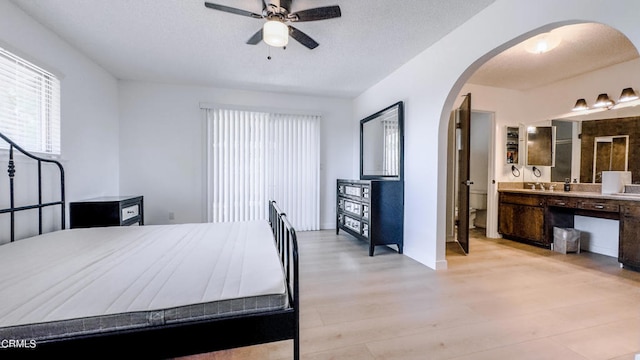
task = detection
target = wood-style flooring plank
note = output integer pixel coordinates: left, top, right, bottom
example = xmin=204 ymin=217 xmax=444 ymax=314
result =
xmin=178 ymin=228 xmax=640 ymax=360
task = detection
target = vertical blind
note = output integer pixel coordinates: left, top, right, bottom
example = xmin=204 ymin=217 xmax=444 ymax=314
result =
xmin=0 ymin=47 xmax=61 ymax=155
xmin=206 ymin=108 xmax=320 ymax=231
xmin=383 ymin=119 xmax=399 ymax=176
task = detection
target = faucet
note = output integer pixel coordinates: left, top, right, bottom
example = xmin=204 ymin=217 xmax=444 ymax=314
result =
xmin=549 ymin=184 xmax=556 ymax=191
xmin=539 ymin=183 xmax=545 ymax=191
xmin=528 ymin=183 xmax=536 ymax=190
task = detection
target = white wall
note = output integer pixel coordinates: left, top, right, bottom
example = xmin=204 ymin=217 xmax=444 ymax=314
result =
xmin=353 ymin=0 xmax=640 ymax=270
xmin=118 ymin=81 xmax=353 ymax=228
xmin=524 ymin=58 xmax=640 ymax=122
xmin=0 ymin=1 xmax=120 ymax=240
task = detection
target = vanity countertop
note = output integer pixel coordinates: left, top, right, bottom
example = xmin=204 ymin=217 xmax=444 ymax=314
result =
xmin=498 ymin=188 xmax=640 ymax=202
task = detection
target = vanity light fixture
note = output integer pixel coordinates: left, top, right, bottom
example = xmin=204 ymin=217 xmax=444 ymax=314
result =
xmin=571 ymin=87 xmax=639 ymax=111
xmin=619 ymin=87 xmax=639 ymax=102
xmin=593 ymin=93 xmax=614 ymax=108
xmin=572 ymin=98 xmax=588 ymax=111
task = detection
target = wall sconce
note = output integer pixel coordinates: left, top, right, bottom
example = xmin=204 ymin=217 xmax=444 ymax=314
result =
xmin=571 ymin=87 xmax=639 ymax=111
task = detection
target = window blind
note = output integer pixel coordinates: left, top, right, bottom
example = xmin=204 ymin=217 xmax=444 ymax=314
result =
xmin=0 ymin=47 xmax=61 ymax=155
xmin=206 ymin=108 xmax=320 ymax=231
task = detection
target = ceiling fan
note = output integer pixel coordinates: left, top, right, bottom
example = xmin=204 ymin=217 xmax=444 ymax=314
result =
xmin=204 ymin=0 xmax=341 ymax=49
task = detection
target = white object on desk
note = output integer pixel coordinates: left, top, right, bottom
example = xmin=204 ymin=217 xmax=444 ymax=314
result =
xmin=601 ymin=171 xmax=632 ymax=194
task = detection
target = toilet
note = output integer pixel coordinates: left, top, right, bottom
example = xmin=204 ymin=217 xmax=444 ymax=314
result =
xmin=469 ymin=191 xmax=487 ymax=229
xmin=454 ymin=191 xmax=487 ymax=229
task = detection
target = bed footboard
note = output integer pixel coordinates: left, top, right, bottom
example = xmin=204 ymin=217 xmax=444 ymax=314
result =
xmin=269 ymin=200 xmax=300 ymax=360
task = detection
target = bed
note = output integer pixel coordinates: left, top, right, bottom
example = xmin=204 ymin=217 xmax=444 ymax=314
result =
xmin=0 ymin=132 xmax=299 ymax=359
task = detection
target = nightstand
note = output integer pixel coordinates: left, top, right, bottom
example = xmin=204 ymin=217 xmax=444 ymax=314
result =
xmin=70 ymin=196 xmax=144 ymax=228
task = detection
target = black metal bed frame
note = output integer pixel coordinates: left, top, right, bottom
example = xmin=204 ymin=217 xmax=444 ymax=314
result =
xmin=0 ymin=131 xmax=299 ymax=359
xmin=0 ymin=132 xmax=65 ymax=242
xmin=6 ymin=206 xmax=299 ymax=358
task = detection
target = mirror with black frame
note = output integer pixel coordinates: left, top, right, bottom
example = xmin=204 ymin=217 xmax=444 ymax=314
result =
xmin=360 ymin=101 xmax=404 ymax=180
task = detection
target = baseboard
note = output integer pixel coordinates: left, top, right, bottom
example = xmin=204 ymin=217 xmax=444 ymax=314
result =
xmin=434 ymin=259 xmax=448 ymax=270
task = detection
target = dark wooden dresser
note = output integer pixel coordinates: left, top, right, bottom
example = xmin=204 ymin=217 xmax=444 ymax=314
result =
xmin=70 ymin=196 xmax=144 ymax=228
xmin=336 ymin=179 xmax=403 ymax=256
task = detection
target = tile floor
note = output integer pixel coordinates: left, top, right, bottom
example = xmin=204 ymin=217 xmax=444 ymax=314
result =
xmin=181 ymin=229 xmax=640 ymax=360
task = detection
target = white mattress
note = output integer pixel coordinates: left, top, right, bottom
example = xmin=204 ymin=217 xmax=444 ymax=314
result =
xmin=0 ymin=222 xmax=287 ymax=340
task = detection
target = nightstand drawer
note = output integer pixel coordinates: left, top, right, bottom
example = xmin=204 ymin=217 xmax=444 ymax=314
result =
xmin=70 ymin=196 xmax=144 ymax=228
xmin=122 ymin=204 xmax=140 ymax=221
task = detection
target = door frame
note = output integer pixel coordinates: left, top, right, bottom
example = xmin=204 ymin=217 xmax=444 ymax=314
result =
xmin=456 ymin=93 xmax=471 ymax=254
xmin=445 ymin=106 xmax=498 ymax=250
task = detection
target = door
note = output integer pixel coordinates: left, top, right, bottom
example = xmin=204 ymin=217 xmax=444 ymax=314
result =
xmin=456 ymin=93 xmax=471 ymax=253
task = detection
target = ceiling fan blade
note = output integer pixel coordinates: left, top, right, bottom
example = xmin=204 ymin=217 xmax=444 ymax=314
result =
xmin=279 ymin=0 xmax=293 ymax=12
xmin=289 ymin=6 xmax=341 ymax=22
xmin=204 ymin=2 xmax=262 ymax=19
xmin=247 ymin=29 xmax=263 ymax=45
xmin=289 ymin=25 xmax=319 ymax=49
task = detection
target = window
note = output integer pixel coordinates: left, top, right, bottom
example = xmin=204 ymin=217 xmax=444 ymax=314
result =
xmin=0 ymin=47 xmax=61 ymax=155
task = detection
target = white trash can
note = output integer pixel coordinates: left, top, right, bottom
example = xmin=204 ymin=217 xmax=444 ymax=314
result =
xmin=553 ymin=227 xmax=581 ymax=254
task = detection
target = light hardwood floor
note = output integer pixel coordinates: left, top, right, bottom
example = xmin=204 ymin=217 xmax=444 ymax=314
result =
xmin=182 ymin=229 xmax=640 ymax=360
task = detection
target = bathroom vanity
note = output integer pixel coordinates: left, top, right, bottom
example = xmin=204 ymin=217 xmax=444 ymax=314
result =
xmin=498 ymin=187 xmax=640 ymax=270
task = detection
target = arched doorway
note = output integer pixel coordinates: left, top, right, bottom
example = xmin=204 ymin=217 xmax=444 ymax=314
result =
xmin=441 ymin=22 xmax=640 ymax=260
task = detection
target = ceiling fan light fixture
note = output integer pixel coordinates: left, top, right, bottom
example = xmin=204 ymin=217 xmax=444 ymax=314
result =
xmin=593 ymin=93 xmax=613 ymax=108
xmin=572 ymin=98 xmax=588 ymax=111
xmin=619 ymin=87 xmax=639 ymax=102
xmin=263 ymin=20 xmax=288 ymax=47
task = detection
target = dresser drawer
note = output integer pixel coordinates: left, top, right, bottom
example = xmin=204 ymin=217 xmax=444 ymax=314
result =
xmin=578 ymin=201 xmax=619 ymax=212
xmin=122 ymin=204 xmax=140 ymax=221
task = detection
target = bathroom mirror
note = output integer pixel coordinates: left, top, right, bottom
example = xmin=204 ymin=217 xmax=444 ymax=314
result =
xmin=592 ymin=135 xmax=629 ymax=182
xmin=549 ymin=115 xmax=640 ymax=183
xmin=360 ymin=101 xmax=404 ymax=180
xmin=526 ymin=126 xmax=556 ymax=167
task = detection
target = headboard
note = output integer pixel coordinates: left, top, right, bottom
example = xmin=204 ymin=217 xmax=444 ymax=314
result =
xmin=0 ymin=132 xmax=65 ymax=242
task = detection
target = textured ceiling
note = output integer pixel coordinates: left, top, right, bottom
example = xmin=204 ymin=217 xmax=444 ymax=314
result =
xmin=468 ymin=23 xmax=640 ymax=90
xmin=11 ymin=2 xmax=636 ymax=97
xmin=9 ymin=0 xmax=496 ymax=98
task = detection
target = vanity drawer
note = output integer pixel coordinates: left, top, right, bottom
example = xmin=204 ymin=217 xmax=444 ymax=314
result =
xmin=622 ymin=206 xmax=640 ymax=217
xmin=547 ymin=197 xmax=577 ymax=208
xmin=578 ymin=201 xmax=619 ymax=213
xmin=499 ymin=193 xmax=545 ymax=207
